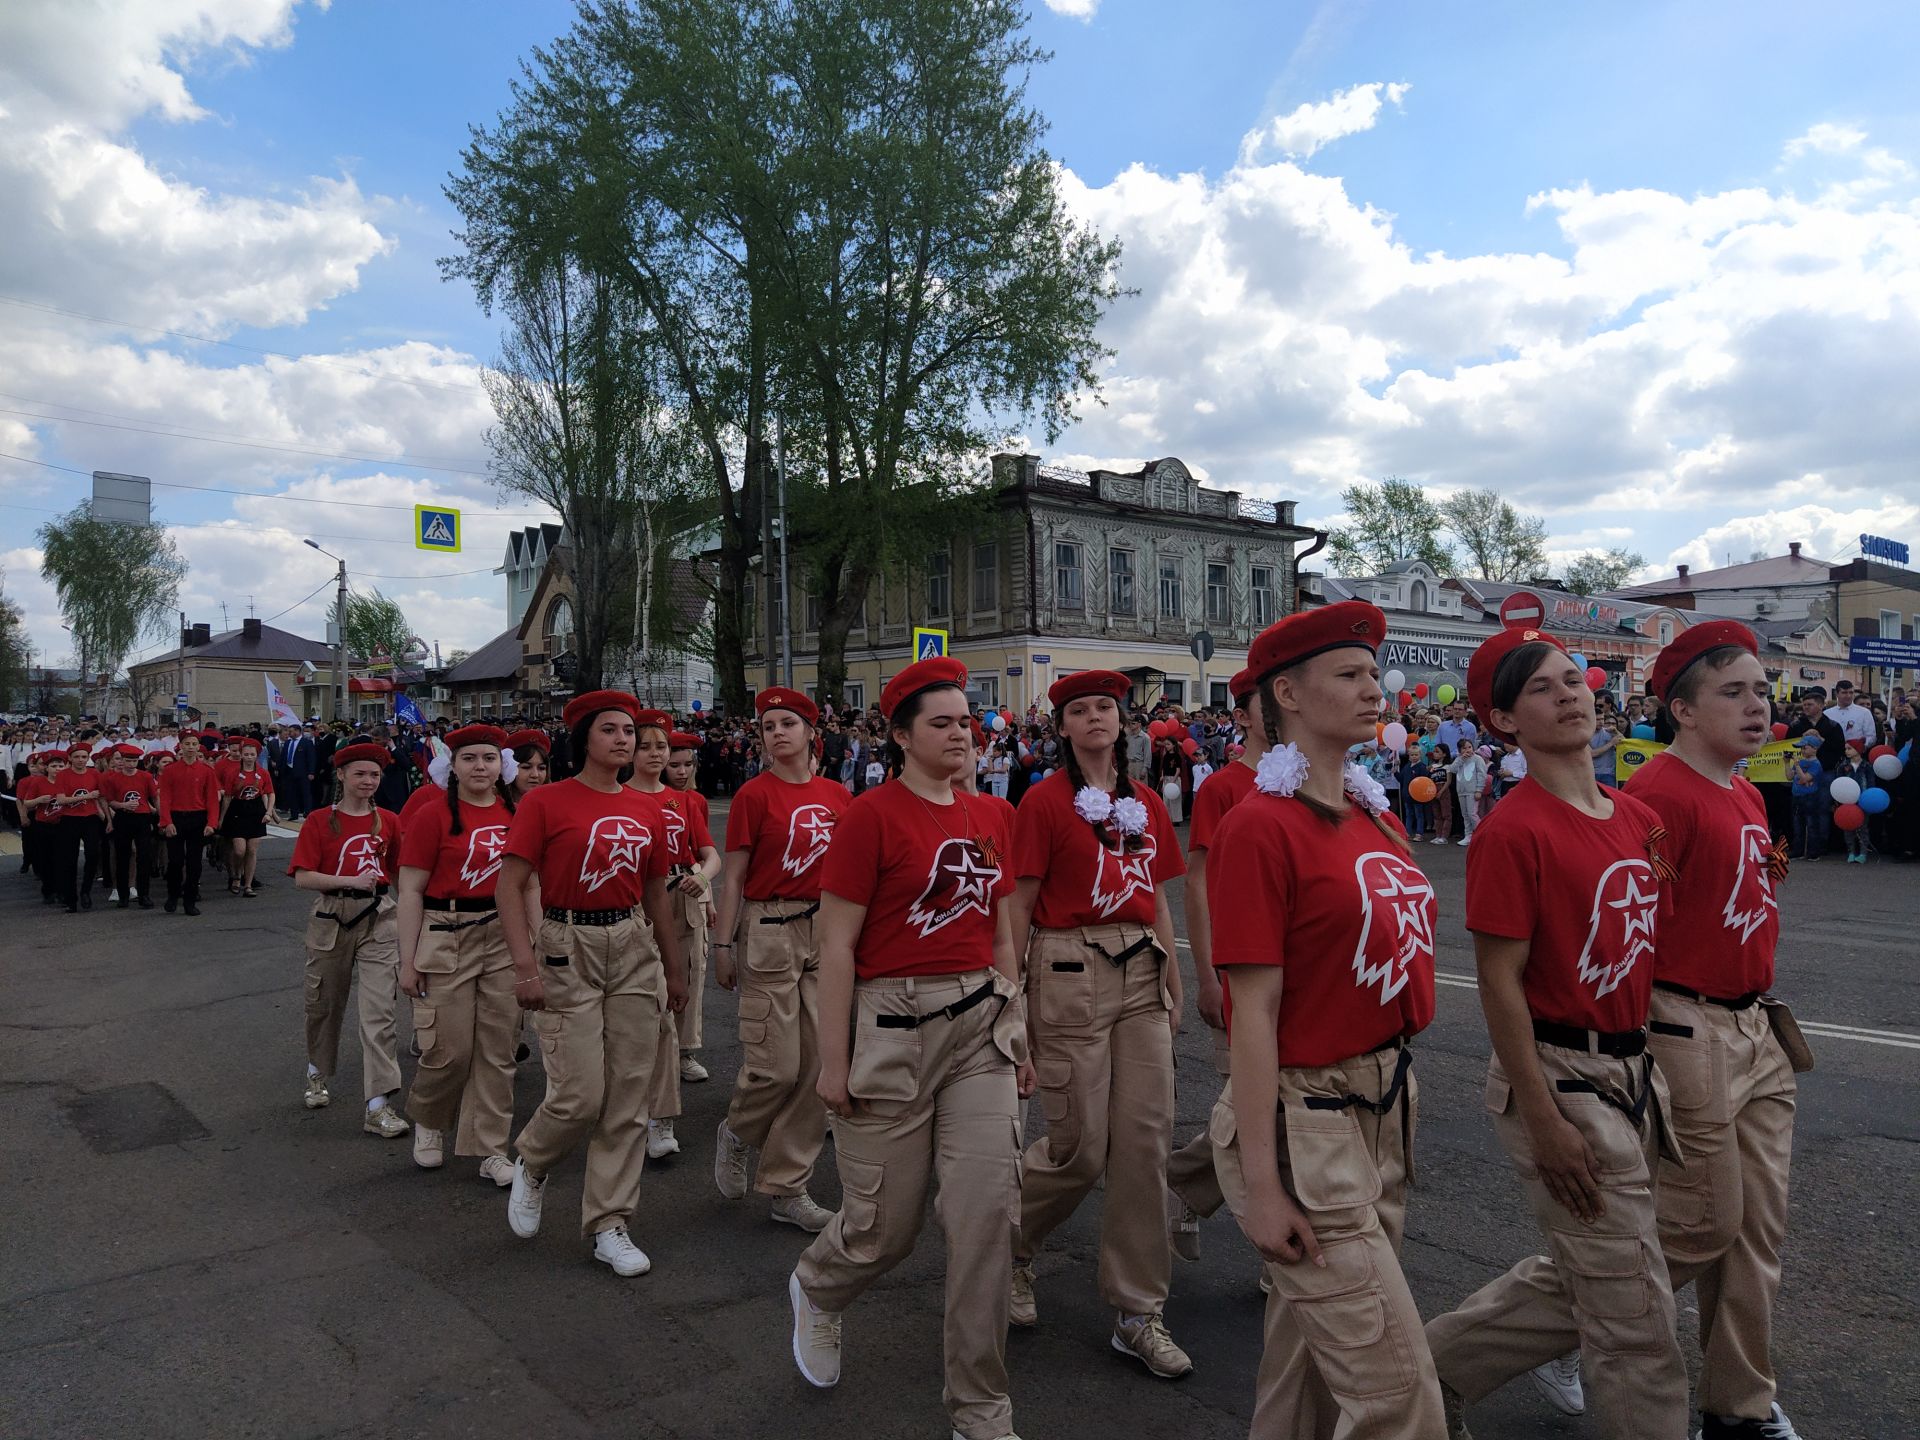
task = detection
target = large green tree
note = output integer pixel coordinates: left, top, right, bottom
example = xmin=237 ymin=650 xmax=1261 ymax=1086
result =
xmin=1328 ymin=478 xmax=1456 ymax=576
xmin=1439 ymin=487 xmax=1550 ymax=582
xmin=37 ymin=505 xmax=187 ymax=697
xmin=0 ymin=572 xmax=28 ymax=711
xmin=1563 ymin=547 xmax=1645 ymax=595
xmin=331 ymin=587 xmax=416 ymax=666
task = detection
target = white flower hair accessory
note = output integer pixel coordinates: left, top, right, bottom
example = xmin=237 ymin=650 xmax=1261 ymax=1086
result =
xmin=1343 ymin=762 xmax=1389 ymax=816
xmin=1074 ymin=785 xmax=1114 ymax=824
xmin=427 ymin=752 xmax=451 ymax=789
xmin=1110 ymin=796 xmax=1150 ymax=836
xmin=1255 ymin=743 xmax=1309 ymax=797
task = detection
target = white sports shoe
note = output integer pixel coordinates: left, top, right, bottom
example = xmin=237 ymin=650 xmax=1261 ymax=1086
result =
xmin=478 ymin=1155 xmax=515 ymax=1187
xmin=1529 ymin=1351 xmax=1585 ymax=1416
xmin=679 ymin=1052 xmax=709 ymax=1083
xmin=592 ymin=1224 xmax=651 ymax=1277
xmin=771 ymin=1192 xmax=835 ymax=1232
xmin=412 ymin=1124 xmax=445 ymax=1169
xmin=789 ymin=1270 xmax=842 ymax=1387
xmin=647 ymin=1119 xmax=680 ymax=1160
xmin=714 ymin=1119 xmax=750 ymax=1199
xmin=507 ymin=1158 xmax=545 ymax=1238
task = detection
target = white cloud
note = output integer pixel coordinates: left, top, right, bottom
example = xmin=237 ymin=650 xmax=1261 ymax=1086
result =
xmin=1240 ymin=81 xmax=1410 ymax=165
xmin=1041 ymin=0 xmax=1101 ymax=19
xmin=1663 ymin=500 xmax=1920 ymax=577
xmin=1782 ymin=122 xmax=1867 ymax=161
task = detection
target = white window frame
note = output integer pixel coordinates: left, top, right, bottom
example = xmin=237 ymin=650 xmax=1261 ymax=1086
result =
xmin=927 ymin=550 xmax=952 ymax=619
xmin=1159 ymin=556 xmax=1182 ymax=619
xmin=1250 ymin=565 xmax=1275 ymax=628
xmin=1055 ymin=542 xmax=1084 ymax=610
xmin=1109 ymin=547 xmax=1135 ymax=616
xmin=971 ymin=543 xmax=997 ymax=614
xmin=1163 ymin=677 xmax=1186 ymax=705
xmin=1206 ymin=561 xmax=1229 ymax=624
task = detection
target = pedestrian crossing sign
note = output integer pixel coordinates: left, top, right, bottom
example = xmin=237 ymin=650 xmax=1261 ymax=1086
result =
xmin=415 ymin=505 xmax=461 ymax=552
xmin=912 ymin=627 xmax=948 ymax=660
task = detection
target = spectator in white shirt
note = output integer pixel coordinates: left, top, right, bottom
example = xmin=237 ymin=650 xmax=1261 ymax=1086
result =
xmin=1824 ymin=679 xmax=1877 ymax=748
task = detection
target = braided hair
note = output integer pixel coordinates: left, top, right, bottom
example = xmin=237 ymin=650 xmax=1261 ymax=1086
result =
xmin=1056 ymin=709 xmax=1136 ymax=803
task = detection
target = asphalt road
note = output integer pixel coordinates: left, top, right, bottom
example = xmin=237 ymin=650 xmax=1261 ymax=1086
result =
xmin=1 ymin=806 xmax=1915 ymax=1440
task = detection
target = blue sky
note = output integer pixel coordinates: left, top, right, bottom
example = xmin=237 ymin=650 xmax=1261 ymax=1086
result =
xmin=3 ymin=0 xmax=1919 ymax=670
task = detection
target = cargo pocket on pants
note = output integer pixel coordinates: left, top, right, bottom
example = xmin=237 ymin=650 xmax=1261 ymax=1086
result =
xmin=1033 ymin=955 xmax=1095 ymax=1031
xmin=1287 ymin=1237 xmax=1414 ymax=1400
xmin=305 ymin=911 xmax=340 ymax=951
xmin=1282 ymin=1108 xmax=1383 ymax=1212
xmin=1037 ymin=1056 xmax=1079 ymax=1164
xmin=835 ymin=1153 xmax=886 ymax=1264
xmin=411 ymin=1003 xmax=451 ymax=1070
xmin=738 ymin=990 xmax=771 ymax=1050
xmin=1557 ymin=1230 xmax=1661 ymax=1356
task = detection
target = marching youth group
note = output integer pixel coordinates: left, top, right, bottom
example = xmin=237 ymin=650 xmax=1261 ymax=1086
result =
xmin=7 ymin=601 xmax=1812 ymax=1440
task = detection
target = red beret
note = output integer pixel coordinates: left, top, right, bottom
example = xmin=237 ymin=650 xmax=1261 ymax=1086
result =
xmin=563 ymin=689 xmax=641 ymax=730
xmin=64 ymin=744 xmax=92 ymax=760
xmin=881 ymin=657 xmax=969 ymax=721
xmin=40 ymin=749 xmax=67 ymax=763
xmin=505 ymin=728 xmax=550 ymax=755
xmin=1227 ymin=667 xmax=1256 ymax=706
xmin=1467 ymin=626 xmax=1570 ymax=743
xmin=1048 ymin=669 xmax=1131 ymax=709
xmin=114 ymin=743 xmax=143 ymax=759
xmin=668 ymin=730 xmax=702 ymax=750
xmin=633 ymin=708 xmax=673 ymax=733
xmin=332 ymin=742 xmax=392 ymax=770
xmin=754 ymin=687 xmax=819 ymax=725
xmin=445 ymin=723 xmax=509 ymax=753
xmin=1649 ymin=619 xmax=1759 ymax=703
xmin=1246 ymin=600 xmax=1387 ymax=685
xmin=235 ymin=735 xmax=261 ymax=750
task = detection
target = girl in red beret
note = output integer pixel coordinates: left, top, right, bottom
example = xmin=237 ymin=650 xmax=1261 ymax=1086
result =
xmin=1425 ymin=628 xmax=1688 ymax=1439
xmin=710 ymin=688 xmax=849 ymax=1232
xmin=1007 ymin=669 xmax=1192 ymax=1378
xmin=394 ymin=724 xmax=520 ymax=1184
xmin=16 ymin=751 xmax=57 ymax=904
xmin=289 ymin=741 xmax=408 ymax=1137
xmin=216 ymin=736 xmax=276 ymax=897
xmin=1204 ymin=601 xmax=1443 ymax=1438
xmin=787 ymin=657 xmax=1031 ymax=1440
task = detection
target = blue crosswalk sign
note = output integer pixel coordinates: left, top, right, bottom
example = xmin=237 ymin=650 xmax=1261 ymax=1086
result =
xmin=912 ymin=627 xmax=948 ymax=660
xmin=415 ymin=505 xmax=461 ymax=552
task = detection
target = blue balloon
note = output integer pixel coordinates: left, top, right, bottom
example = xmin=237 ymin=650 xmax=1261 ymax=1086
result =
xmin=1029 ymin=771 xmax=1043 ymax=784
xmin=1859 ymin=787 xmax=1891 ymax=815
xmin=1631 ymin=723 xmax=1656 ymax=740
xmin=1569 ymin=652 xmax=1588 ymax=672
xmin=691 ymin=700 xmax=702 ymax=711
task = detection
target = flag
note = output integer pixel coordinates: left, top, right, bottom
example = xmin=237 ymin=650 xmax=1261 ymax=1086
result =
xmin=395 ymin=691 xmax=425 ymax=726
xmin=265 ymin=673 xmax=300 ymax=726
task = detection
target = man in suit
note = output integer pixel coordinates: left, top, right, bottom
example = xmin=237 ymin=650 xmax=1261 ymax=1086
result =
xmin=282 ymin=724 xmax=316 ymax=819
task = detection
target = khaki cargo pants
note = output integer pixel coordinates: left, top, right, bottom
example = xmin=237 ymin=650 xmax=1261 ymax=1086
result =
xmin=1425 ymin=1045 xmax=1690 ymax=1440
xmin=647 ymin=883 xmax=710 ymax=1124
xmin=796 ymin=969 xmax=1027 ymax=1440
xmin=1650 ymin=990 xmax=1801 ymax=1421
xmin=1018 ymin=924 xmax=1176 ymax=1317
xmin=404 ymin=908 xmax=518 ymax=1157
xmin=1167 ymin=1024 xmax=1234 ymax=1219
xmin=514 ymin=912 xmax=666 ymax=1238
xmin=304 ymin=894 xmax=403 ymax=1102
xmin=1214 ymin=1048 xmax=1445 ymax=1440
xmin=722 ymin=900 xmax=827 ymax=1197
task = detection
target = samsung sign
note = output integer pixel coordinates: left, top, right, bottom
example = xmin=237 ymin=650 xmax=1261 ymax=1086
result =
xmin=1859 ymin=533 xmax=1910 ymax=564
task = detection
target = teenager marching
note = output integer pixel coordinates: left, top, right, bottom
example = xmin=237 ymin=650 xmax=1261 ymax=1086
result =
xmin=18 ymin=751 xmax=58 ymax=904
xmin=1203 ymin=604 xmax=1443 ymax=1440
xmin=788 ymin=657 xmax=1033 ymax=1440
xmin=50 ymin=744 xmax=110 ymax=912
xmin=290 ymin=740 xmax=409 ymax=1136
xmin=494 ymin=691 xmax=688 ymax=1277
xmin=159 ymin=730 xmax=221 ymax=915
xmin=396 ymin=724 xmax=521 ymax=1185
xmin=1007 ymin=670 xmax=1191 ymax=1378
xmin=505 ymin=728 xmax=550 ymax=800
xmin=1626 ymin=622 xmax=1808 ymax=1440
xmin=217 ymin=737 xmax=275 ymax=898
xmin=712 ymin=688 xmax=849 ymax=1230
xmin=664 ymin=730 xmax=719 ymax=1086
xmin=102 ymin=744 xmax=160 ymax=908
xmin=1424 ymin=625 xmax=1688 ymax=1440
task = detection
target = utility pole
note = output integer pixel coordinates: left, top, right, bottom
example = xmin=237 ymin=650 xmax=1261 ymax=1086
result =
xmin=777 ymin=411 xmax=793 ymax=690
xmin=305 ymin=540 xmax=349 ymax=724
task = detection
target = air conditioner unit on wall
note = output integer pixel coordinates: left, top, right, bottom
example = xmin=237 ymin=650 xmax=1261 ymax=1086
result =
xmin=1753 ymin=599 xmax=1776 ymax=614
xmin=432 ymin=686 xmax=450 ymax=702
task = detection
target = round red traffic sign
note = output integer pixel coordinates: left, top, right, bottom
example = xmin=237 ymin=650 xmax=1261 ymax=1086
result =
xmin=1499 ymin=590 xmax=1546 ymax=630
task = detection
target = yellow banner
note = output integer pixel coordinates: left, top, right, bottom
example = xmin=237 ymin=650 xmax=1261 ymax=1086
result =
xmin=1614 ymin=737 xmax=1665 ymax=782
xmin=1742 ymin=738 xmax=1798 ymax=785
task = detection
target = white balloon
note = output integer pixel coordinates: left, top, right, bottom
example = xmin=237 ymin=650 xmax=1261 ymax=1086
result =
xmin=1383 ymin=669 xmax=1406 ymax=693
xmin=991 ymin=713 xmax=1007 ymax=731
xmin=1829 ymin=776 xmax=1860 ymax=805
xmin=1382 ymin=722 xmax=1409 ymax=753
xmin=1874 ymin=753 xmax=1903 ymax=780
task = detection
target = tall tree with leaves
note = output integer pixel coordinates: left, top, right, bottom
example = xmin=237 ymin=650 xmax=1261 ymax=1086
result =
xmin=331 ymin=587 xmax=416 ymax=665
xmin=37 ymin=505 xmax=187 ymax=691
xmin=0 ymin=572 xmax=28 ymax=711
xmin=1327 ymin=478 xmax=1455 ymax=577
xmin=1563 ymin=547 xmax=1646 ymax=596
xmin=1439 ymin=487 xmax=1550 ymax=582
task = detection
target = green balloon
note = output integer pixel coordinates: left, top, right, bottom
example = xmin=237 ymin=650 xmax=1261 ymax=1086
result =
xmin=1436 ymin=683 xmax=1457 ymax=704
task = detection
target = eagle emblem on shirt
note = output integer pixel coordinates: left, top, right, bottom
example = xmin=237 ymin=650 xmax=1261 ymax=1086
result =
xmin=907 ymin=837 xmax=999 ymax=936
xmin=337 ymin=832 xmax=385 ymax=877
xmin=1090 ymin=831 xmax=1158 ymax=918
xmin=1578 ymin=858 xmax=1658 ymax=999
xmin=658 ymin=800 xmax=688 ymax=860
xmin=781 ymin=802 xmax=837 ymax=876
xmin=1723 ymin=823 xmax=1778 ymax=944
xmin=460 ymin=824 xmax=510 ymax=889
xmin=1351 ymin=851 xmax=1436 ymax=1005
xmin=581 ymin=815 xmax=651 ymax=892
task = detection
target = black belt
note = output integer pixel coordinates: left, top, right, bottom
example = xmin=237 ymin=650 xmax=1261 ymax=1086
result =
xmin=1532 ymin=1018 xmax=1647 ymax=1057
xmin=874 ymin=978 xmax=996 ymax=1030
xmin=317 ymin=893 xmax=386 ymax=933
xmin=1655 ymin=979 xmax=1762 ymax=1012
xmin=757 ymin=900 xmax=820 ymax=926
xmin=1085 ymin=931 xmax=1160 ymax=967
xmin=1300 ymin=1045 xmax=1414 ymax=1115
xmin=544 ymin=905 xmax=634 ymax=926
xmin=1556 ymin=1053 xmax=1655 ymax=1127
xmin=326 ymin=883 xmax=390 ymax=899
xmin=424 ymin=895 xmax=495 ymax=912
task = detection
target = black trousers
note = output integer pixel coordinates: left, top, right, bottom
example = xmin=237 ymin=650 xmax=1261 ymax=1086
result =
xmin=113 ymin=814 xmax=155 ymax=899
xmin=166 ymin=811 xmax=208 ymax=903
xmin=52 ymin=819 xmax=106 ymax=905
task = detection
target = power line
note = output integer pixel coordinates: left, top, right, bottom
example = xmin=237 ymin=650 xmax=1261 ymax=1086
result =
xmin=353 ymin=564 xmax=500 ymax=580
xmin=0 ymin=500 xmax=520 ymax=550
xmin=262 ymin=577 xmax=338 ymax=624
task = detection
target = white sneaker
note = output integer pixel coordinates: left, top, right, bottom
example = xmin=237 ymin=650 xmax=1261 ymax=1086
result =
xmin=1457 ymin=836 xmax=1470 ymax=846
xmin=592 ymin=1224 xmax=651 ymax=1277
xmin=1430 ymin=835 xmax=1448 ymax=845
xmin=1529 ymin=1351 xmax=1585 ymax=1416
xmin=679 ymin=1052 xmax=709 ymax=1083
xmin=647 ymin=1119 xmax=680 ymax=1160
xmin=714 ymin=1119 xmax=751 ymax=1199
xmin=789 ymin=1270 xmax=841 ymax=1387
xmin=412 ymin=1124 xmax=445 ymax=1169
xmin=1697 ymin=1404 xmax=1804 ymax=1440
xmin=507 ymin=1158 xmax=545 ymax=1238
xmin=771 ymin=1192 xmax=835 ymax=1232
xmin=478 ymin=1155 xmax=515 ymax=1187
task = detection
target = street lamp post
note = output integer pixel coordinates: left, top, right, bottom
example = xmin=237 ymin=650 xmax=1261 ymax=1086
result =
xmin=305 ymin=540 xmax=348 ymax=724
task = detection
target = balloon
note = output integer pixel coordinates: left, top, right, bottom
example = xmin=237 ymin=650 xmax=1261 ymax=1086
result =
xmin=1585 ymin=667 xmax=1607 ymax=690
xmin=1874 ymin=753 xmax=1904 ymax=781
xmin=1409 ymin=776 xmax=1437 ymax=802
xmin=1376 ymin=723 xmax=1387 ymax=743
xmin=1181 ymin=738 xmax=1199 ymax=757
xmin=1859 ymin=787 xmax=1890 ymax=815
xmin=1383 ymin=722 xmax=1408 ymax=752
xmin=1631 ymin=723 xmax=1655 ymax=740
xmin=1436 ymin=684 xmax=1456 ymax=704
xmin=1029 ymin=771 xmax=1044 ymax=785
xmin=1478 ymin=744 xmax=1494 ymax=759
xmin=1770 ymin=722 xmax=1788 ymax=740
xmin=1869 ymin=744 xmax=1895 ymax=762
xmin=1833 ymin=802 xmax=1866 ymax=832
xmin=1569 ymin=653 xmax=1588 ymax=672
xmin=1414 ymin=683 xmax=1430 ymax=699
xmin=991 ymin=713 xmax=1007 ymax=732
xmin=1829 ymin=776 xmax=1860 ymax=805
xmin=1383 ymin=669 xmax=1406 ymax=693
xmin=1398 ymin=689 xmax=1413 ymax=708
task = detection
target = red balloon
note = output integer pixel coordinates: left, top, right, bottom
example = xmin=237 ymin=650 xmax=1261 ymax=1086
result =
xmin=1834 ymin=802 xmax=1867 ymax=832
xmin=1585 ymin=667 xmax=1607 ymax=690
xmin=1399 ymin=689 xmax=1414 ymax=707
xmin=1869 ymin=744 xmax=1895 ymax=761
xmin=1180 ymin=738 xmax=1199 ymax=756
xmin=1770 ymin=723 xmax=1789 ymax=740
xmin=1413 ymin=683 xmax=1429 ymax=698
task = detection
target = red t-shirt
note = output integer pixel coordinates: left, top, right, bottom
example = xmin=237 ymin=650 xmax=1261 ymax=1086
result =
xmin=49 ymin=767 xmax=106 ymax=821
xmin=1013 ymin=770 xmax=1184 ymax=928
xmin=288 ymin=806 xmax=402 ymax=885
xmin=218 ymin=760 xmax=275 ymax=803
xmin=1210 ymin=794 xmax=1436 ymax=1067
xmin=503 ymin=777 xmax=670 ymax=910
xmin=158 ymin=760 xmax=223 ymax=825
xmin=100 ymin=770 xmax=160 ymax=816
xmin=1188 ymin=759 xmax=1258 ymax=852
xmin=725 ymin=772 xmax=849 ymax=901
xmin=641 ymin=786 xmax=715 ymax=868
xmin=398 ymin=789 xmax=512 ymax=902
xmin=17 ymin=773 xmax=51 ymax=825
xmin=400 ymin=782 xmax=445 ymax=827
xmin=1464 ymin=777 xmax=1663 ymax=1033
xmin=823 ymin=781 xmax=1015 ymax=980
xmin=1624 ymin=753 xmax=1777 ymax=996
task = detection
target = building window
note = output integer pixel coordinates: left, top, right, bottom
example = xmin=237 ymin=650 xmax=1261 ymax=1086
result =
xmin=1210 ymin=680 xmax=1230 ymax=709
xmin=1163 ymin=677 xmax=1186 ymax=705
xmin=545 ymin=597 xmax=574 ymax=652
xmin=1159 ymin=556 xmax=1182 ymax=619
xmin=1250 ymin=565 xmax=1275 ymax=627
xmin=1055 ymin=542 xmax=1084 ymax=609
xmin=1659 ymin=619 xmax=1673 ymax=646
xmin=842 ymin=682 xmax=864 ymax=712
xmin=972 ymin=543 xmax=997 ymax=612
xmin=973 ymin=674 xmax=1000 ymax=708
xmin=1109 ymin=548 xmax=1135 ymax=616
xmin=804 ymin=586 xmax=821 ymax=634
xmin=1409 ymin=579 xmax=1427 ymax=611
xmin=1206 ymin=562 xmax=1229 ymax=624
xmin=1881 ymin=608 xmax=1901 ymax=639
xmin=928 ymin=550 xmax=951 ymax=618
xmin=519 ymin=568 xmax=531 ymax=592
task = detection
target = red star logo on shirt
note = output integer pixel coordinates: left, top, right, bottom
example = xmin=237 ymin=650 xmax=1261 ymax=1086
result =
xmin=1090 ymin=831 xmax=1158 ymax=918
xmin=1722 ymin=823 xmax=1778 ymax=943
xmin=581 ymin=815 xmax=651 ymax=893
xmin=781 ymin=803 xmax=837 ymax=876
xmin=1352 ymin=851 xmax=1435 ymax=1005
xmin=1579 ymin=859 xmax=1658 ymax=999
xmin=460 ymin=823 xmax=509 ymax=888
xmin=907 ymin=837 xmax=999 ymax=936
xmin=338 ymin=832 xmax=384 ymax=877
